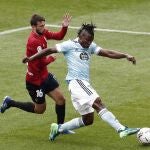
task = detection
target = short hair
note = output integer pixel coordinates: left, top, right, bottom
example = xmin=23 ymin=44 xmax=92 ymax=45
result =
xmin=78 ymin=23 xmax=96 ymax=37
xmin=30 ymin=14 xmax=45 ymax=26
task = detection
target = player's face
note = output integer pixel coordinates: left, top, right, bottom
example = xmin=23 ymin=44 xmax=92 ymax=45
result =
xmin=35 ymin=21 xmax=45 ymax=35
xmin=78 ymin=30 xmax=94 ymax=48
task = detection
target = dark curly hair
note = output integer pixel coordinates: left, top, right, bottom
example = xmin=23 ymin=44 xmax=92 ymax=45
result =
xmin=78 ymin=23 xmax=96 ymax=37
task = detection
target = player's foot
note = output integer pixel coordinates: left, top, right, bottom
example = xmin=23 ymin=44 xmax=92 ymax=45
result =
xmin=61 ymin=129 xmax=75 ymax=134
xmin=0 ymin=96 xmax=12 ymax=113
xmin=49 ymin=123 xmax=59 ymax=141
xmin=57 ymin=124 xmax=75 ymax=135
xmin=119 ymin=127 xmax=140 ymax=138
xmin=49 ymin=123 xmax=75 ymax=141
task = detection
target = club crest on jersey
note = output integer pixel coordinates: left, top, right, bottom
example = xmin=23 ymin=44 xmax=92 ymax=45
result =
xmin=37 ymin=46 xmax=42 ymax=53
xmin=80 ymin=52 xmax=89 ymax=60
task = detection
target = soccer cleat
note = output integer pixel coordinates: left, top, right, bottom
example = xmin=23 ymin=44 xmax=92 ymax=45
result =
xmin=119 ymin=127 xmax=140 ymax=138
xmin=49 ymin=123 xmax=59 ymax=141
xmin=58 ymin=124 xmax=75 ymax=135
xmin=49 ymin=123 xmax=75 ymax=141
xmin=0 ymin=96 xmax=12 ymax=113
xmin=61 ymin=129 xmax=75 ymax=134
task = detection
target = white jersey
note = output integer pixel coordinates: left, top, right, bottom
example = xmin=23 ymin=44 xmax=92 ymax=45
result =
xmin=56 ymin=38 xmax=102 ymax=81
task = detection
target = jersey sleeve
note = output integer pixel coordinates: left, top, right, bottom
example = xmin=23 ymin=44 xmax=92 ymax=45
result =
xmin=90 ymin=42 xmax=102 ymax=55
xmin=55 ymin=40 xmax=71 ymax=53
xmin=39 ymin=55 xmax=55 ymax=67
xmin=43 ymin=27 xmax=68 ymax=40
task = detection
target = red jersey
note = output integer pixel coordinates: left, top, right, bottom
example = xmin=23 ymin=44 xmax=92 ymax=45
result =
xmin=26 ymin=27 xmax=67 ymax=85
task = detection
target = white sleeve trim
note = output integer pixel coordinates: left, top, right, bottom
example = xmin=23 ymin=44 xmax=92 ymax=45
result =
xmin=55 ymin=44 xmax=61 ymax=52
xmin=95 ymin=46 xmax=102 ymax=55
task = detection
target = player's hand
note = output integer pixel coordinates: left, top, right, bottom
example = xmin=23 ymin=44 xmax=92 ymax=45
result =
xmin=62 ymin=13 xmax=72 ymax=27
xmin=22 ymin=57 xmax=30 ymax=63
xmin=126 ymin=54 xmax=136 ymax=65
xmin=50 ymin=54 xmax=56 ymax=60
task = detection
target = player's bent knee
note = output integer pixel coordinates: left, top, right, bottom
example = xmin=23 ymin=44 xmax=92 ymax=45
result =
xmin=83 ymin=118 xmax=94 ymax=126
xmin=35 ymin=109 xmax=46 ymax=114
xmin=92 ymin=97 xmax=105 ymax=112
xmin=34 ymin=104 xmax=46 ymax=114
xmin=56 ymin=96 xmax=66 ymax=105
xmin=84 ymin=120 xmax=93 ymax=126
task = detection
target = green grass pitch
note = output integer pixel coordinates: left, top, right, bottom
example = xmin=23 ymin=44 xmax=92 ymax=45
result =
xmin=0 ymin=0 xmax=150 ymax=150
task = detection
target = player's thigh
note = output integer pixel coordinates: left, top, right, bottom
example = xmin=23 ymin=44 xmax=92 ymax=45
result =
xmin=69 ymin=80 xmax=99 ymax=106
xmin=42 ymin=73 xmax=65 ymax=105
xmin=73 ymin=100 xmax=94 ymax=116
xmin=47 ymin=87 xmax=65 ymax=105
xmin=43 ymin=73 xmax=59 ymax=94
xmin=26 ymin=81 xmax=46 ymax=113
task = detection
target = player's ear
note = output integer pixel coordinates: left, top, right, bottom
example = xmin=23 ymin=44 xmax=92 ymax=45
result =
xmin=31 ymin=25 xmax=36 ymax=29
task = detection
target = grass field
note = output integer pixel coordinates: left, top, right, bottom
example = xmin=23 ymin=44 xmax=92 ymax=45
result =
xmin=0 ymin=0 xmax=150 ymax=150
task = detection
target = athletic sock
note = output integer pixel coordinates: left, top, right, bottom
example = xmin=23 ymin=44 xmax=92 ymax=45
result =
xmin=9 ymin=100 xmax=35 ymax=113
xmin=98 ymin=108 xmax=125 ymax=132
xmin=58 ymin=117 xmax=85 ymax=133
xmin=55 ymin=104 xmax=65 ymax=124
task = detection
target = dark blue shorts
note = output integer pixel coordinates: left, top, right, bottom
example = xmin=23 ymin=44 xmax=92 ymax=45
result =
xmin=26 ymin=73 xmax=59 ymax=104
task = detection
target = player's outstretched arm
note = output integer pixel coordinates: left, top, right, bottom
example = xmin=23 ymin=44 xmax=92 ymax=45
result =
xmin=45 ymin=14 xmax=72 ymax=40
xmin=62 ymin=13 xmax=72 ymax=27
xmin=98 ymin=49 xmax=136 ymax=65
xmin=22 ymin=47 xmax=58 ymax=63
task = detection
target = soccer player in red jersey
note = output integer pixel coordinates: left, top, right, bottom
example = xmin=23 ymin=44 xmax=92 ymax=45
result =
xmin=0 ymin=14 xmax=71 ymax=125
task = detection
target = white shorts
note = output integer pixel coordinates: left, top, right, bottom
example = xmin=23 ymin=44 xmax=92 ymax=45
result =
xmin=68 ymin=79 xmax=99 ymax=115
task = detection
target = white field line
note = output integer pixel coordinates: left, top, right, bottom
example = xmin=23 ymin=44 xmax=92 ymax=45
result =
xmin=0 ymin=24 xmax=150 ymax=36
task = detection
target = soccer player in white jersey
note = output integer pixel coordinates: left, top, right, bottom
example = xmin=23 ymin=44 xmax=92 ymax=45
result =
xmin=23 ymin=23 xmax=139 ymax=141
